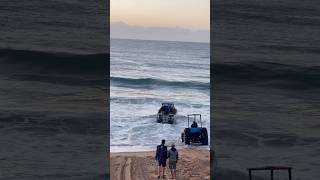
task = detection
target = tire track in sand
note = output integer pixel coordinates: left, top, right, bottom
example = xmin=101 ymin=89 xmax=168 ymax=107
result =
xmin=115 ymin=156 xmax=148 ymax=180
xmin=119 ymin=157 xmax=131 ymax=180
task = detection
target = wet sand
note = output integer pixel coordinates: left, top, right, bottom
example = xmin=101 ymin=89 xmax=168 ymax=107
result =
xmin=110 ymin=149 xmax=210 ymax=180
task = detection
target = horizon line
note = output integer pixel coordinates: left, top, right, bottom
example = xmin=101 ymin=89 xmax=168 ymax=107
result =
xmin=110 ymin=37 xmax=210 ymax=44
xmin=110 ymin=21 xmax=210 ymax=32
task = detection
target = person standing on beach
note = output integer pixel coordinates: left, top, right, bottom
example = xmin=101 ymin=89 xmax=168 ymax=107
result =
xmin=155 ymin=139 xmax=168 ymax=179
xmin=167 ymin=143 xmax=178 ymax=179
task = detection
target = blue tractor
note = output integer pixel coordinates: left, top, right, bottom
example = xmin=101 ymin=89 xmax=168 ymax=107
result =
xmin=181 ymin=114 xmax=208 ymax=145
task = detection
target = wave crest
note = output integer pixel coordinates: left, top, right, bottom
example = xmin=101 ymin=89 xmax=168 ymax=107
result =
xmin=213 ymin=62 xmax=320 ymax=89
xmin=0 ymin=48 xmax=107 ymax=75
xmin=111 ymin=77 xmax=209 ymax=90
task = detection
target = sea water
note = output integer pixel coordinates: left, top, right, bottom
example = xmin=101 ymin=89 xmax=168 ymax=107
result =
xmin=110 ymin=39 xmax=210 ymax=151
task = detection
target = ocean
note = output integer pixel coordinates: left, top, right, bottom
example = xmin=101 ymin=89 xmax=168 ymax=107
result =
xmin=110 ymin=39 xmax=210 ymax=151
xmin=212 ymin=0 xmax=320 ymax=179
xmin=1 ymin=0 xmax=320 ymax=179
xmin=0 ymin=0 xmax=108 ymax=179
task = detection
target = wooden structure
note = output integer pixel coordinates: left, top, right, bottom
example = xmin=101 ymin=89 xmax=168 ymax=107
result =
xmin=247 ymin=166 xmax=292 ymax=180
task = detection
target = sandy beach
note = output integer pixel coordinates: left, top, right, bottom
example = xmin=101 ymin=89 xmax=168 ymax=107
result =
xmin=110 ymin=149 xmax=210 ymax=180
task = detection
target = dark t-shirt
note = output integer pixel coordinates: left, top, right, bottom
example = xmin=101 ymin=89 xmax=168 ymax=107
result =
xmin=191 ymin=122 xmax=198 ymax=128
xmin=155 ymin=145 xmax=167 ymax=161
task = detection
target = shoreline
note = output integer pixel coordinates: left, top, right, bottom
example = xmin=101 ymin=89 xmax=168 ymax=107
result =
xmin=110 ymin=148 xmax=210 ymax=180
xmin=110 ymin=145 xmax=210 ymax=153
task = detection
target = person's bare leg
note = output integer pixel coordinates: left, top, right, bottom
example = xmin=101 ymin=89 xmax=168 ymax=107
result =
xmin=170 ymin=169 xmax=173 ymax=179
xmin=158 ymin=166 xmax=161 ymax=178
xmin=162 ymin=167 xmax=165 ymax=178
xmin=174 ymin=169 xmax=176 ymax=179
xmin=161 ymin=167 xmax=163 ymax=178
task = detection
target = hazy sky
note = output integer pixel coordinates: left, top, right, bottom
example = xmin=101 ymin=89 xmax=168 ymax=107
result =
xmin=111 ymin=0 xmax=210 ymax=31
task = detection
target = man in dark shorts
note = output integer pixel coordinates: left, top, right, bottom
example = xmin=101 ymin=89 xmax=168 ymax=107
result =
xmin=155 ymin=139 xmax=168 ymax=179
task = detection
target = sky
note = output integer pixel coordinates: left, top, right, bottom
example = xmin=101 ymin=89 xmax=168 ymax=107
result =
xmin=111 ymin=0 xmax=210 ymax=42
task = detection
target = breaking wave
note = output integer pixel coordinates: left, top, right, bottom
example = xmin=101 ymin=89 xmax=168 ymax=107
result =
xmin=213 ymin=62 xmax=320 ymax=89
xmin=0 ymin=48 xmax=107 ymax=75
xmin=111 ymin=76 xmax=210 ymax=90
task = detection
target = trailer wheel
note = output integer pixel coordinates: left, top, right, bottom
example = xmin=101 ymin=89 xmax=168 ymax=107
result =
xmin=201 ymin=128 xmax=208 ymax=145
xmin=185 ymin=129 xmax=191 ymax=145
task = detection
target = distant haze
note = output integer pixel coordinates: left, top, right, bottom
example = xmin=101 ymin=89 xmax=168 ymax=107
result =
xmin=111 ymin=0 xmax=209 ymax=42
xmin=111 ymin=22 xmax=209 ymax=43
xmin=111 ymin=0 xmax=209 ymax=31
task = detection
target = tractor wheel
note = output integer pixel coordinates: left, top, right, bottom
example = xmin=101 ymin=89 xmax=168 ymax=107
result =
xmin=201 ymin=128 xmax=208 ymax=145
xmin=185 ymin=129 xmax=191 ymax=145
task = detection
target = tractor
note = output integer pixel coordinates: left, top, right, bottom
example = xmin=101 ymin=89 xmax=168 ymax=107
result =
xmin=181 ymin=114 xmax=208 ymax=145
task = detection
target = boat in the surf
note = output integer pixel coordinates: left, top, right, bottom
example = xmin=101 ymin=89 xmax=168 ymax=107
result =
xmin=157 ymin=102 xmax=177 ymax=124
